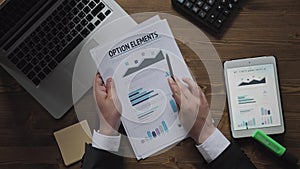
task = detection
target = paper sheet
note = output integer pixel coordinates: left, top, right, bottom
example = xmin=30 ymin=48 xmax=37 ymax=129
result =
xmin=90 ymin=16 xmax=192 ymax=159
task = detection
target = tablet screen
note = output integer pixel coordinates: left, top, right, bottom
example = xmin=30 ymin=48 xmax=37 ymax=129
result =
xmin=227 ymin=64 xmax=281 ymax=131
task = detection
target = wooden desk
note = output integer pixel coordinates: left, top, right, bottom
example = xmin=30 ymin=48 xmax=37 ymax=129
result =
xmin=0 ymin=0 xmax=299 ymax=168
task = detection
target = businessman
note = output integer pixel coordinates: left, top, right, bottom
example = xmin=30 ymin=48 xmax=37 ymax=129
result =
xmin=81 ymin=74 xmax=257 ymax=169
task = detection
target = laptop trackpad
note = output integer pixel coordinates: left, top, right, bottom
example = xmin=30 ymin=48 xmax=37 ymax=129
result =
xmin=71 ymin=39 xmax=99 ymax=102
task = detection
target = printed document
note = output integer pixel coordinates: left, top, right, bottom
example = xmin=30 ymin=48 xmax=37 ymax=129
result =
xmin=90 ymin=16 xmax=192 ymax=159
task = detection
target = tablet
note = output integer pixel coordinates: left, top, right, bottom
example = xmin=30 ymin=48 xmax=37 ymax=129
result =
xmin=224 ymin=56 xmax=285 ymax=138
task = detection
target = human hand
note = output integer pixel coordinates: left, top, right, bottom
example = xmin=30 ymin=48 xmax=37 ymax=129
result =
xmin=168 ymin=77 xmax=216 ymax=144
xmin=94 ymin=73 xmax=121 ymax=136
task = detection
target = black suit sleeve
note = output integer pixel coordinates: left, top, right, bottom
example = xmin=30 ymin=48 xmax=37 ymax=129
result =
xmin=205 ymin=142 xmax=257 ymax=169
xmin=81 ymin=143 xmax=123 ymax=169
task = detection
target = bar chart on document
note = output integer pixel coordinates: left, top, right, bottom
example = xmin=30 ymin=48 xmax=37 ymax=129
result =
xmin=114 ymin=48 xmax=188 ymax=158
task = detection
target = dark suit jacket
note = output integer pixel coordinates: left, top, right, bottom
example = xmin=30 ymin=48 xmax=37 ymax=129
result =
xmin=82 ymin=142 xmax=256 ymax=169
xmin=82 ymin=144 xmax=123 ymax=169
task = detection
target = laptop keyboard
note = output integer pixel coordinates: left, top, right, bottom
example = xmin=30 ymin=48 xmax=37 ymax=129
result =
xmin=0 ymin=0 xmax=41 ymax=44
xmin=7 ymin=0 xmax=112 ymax=86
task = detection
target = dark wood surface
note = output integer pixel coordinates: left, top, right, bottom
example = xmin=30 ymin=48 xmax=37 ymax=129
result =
xmin=0 ymin=0 xmax=299 ymax=168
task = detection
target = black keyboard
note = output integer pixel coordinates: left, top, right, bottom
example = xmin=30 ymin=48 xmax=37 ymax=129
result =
xmin=172 ymin=0 xmax=241 ymax=36
xmin=7 ymin=0 xmax=112 ymax=86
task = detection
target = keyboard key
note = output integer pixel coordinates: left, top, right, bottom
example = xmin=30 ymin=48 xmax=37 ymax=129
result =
xmin=31 ymin=58 xmax=39 ymax=65
xmin=48 ymin=60 xmax=57 ymax=69
xmin=82 ymin=0 xmax=89 ymax=5
xmin=8 ymin=53 xmax=14 ymax=59
xmin=87 ymin=23 xmax=95 ymax=31
xmin=54 ymin=15 xmax=61 ymax=22
xmin=196 ymin=0 xmax=204 ymax=7
xmin=91 ymin=2 xmax=105 ymax=16
xmin=44 ymin=55 xmax=52 ymax=62
xmin=86 ymin=14 xmax=93 ymax=21
xmin=88 ymin=1 xmax=96 ymax=9
xmin=34 ymin=65 xmax=42 ymax=73
xmin=77 ymin=2 xmax=85 ymax=10
xmin=70 ymin=29 xmax=78 ymax=37
xmin=83 ymin=6 xmax=91 ymax=14
xmin=216 ymin=5 xmax=224 ymax=11
xmin=221 ymin=0 xmax=227 ymax=5
xmin=64 ymin=5 xmax=72 ymax=12
xmin=62 ymin=17 xmax=69 ymax=25
xmin=94 ymin=20 xmax=101 ymax=26
xmin=55 ymin=45 xmax=62 ymax=52
xmin=17 ymin=59 xmax=27 ymax=69
xmin=32 ymin=77 xmax=41 ymax=86
xmin=35 ymin=44 xmax=43 ymax=51
xmin=41 ymin=38 xmax=49 ymax=46
xmin=58 ymin=32 xmax=65 ymax=39
xmin=38 ymin=72 xmax=46 ymax=80
xmin=27 ymin=71 xmax=35 ymax=79
xmin=66 ymin=13 xmax=74 ymax=20
xmin=192 ymin=6 xmax=200 ymax=13
xmin=55 ymin=35 xmax=83 ymax=63
xmin=32 ymin=36 xmax=40 ymax=43
xmin=16 ymin=52 xmax=24 ymax=59
xmin=214 ymin=19 xmax=223 ymax=28
xmin=78 ymin=11 xmax=86 ymax=19
xmin=36 ymin=53 xmax=43 ymax=60
xmin=35 ymin=26 xmax=42 ymax=33
xmin=62 ymin=26 xmax=71 ymax=34
xmin=80 ymin=19 xmax=88 ymax=26
xmin=80 ymin=28 xmax=90 ymax=37
xmin=24 ymin=55 xmax=32 ymax=62
xmin=30 ymin=49 xmax=38 ymax=57
xmin=48 ymin=20 xmax=56 ymax=27
xmin=49 ymin=50 xmax=57 ymax=57
xmin=72 ymin=7 xmax=80 ymax=15
xmin=42 ymin=48 xmax=49 ymax=55
xmin=51 ymin=28 xmax=59 ymax=35
xmin=68 ymin=22 xmax=76 ymax=29
xmin=202 ymin=4 xmax=211 ymax=12
xmin=76 ymin=24 xmax=84 ymax=32
xmin=37 ymin=31 xmax=46 ymax=38
xmin=53 ymin=37 xmax=60 ymax=44
xmin=105 ymin=10 xmax=111 ymax=16
xmin=224 ymin=9 xmax=231 ymax=16
xmin=177 ymin=0 xmax=185 ymax=3
xmin=208 ymin=12 xmax=217 ymax=23
xmin=69 ymin=0 xmax=76 ymax=7
xmin=97 ymin=13 xmax=106 ymax=21
xmin=184 ymin=1 xmax=193 ymax=8
xmin=59 ymin=10 xmax=67 ymax=18
xmin=24 ymin=37 xmax=31 ymax=43
xmin=22 ymin=63 xmax=33 ymax=74
xmin=198 ymin=10 xmax=207 ymax=18
xmin=206 ymin=0 xmax=215 ymax=6
xmin=43 ymin=66 xmax=51 ymax=75
xmin=22 ymin=46 xmax=30 ymax=53
xmin=65 ymin=34 xmax=73 ymax=41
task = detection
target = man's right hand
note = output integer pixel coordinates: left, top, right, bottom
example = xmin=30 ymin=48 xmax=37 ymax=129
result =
xmin=168 ymin=77 xmax=216 ymax=144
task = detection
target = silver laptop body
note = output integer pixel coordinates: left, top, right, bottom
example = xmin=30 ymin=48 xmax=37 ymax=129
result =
xmin=0 ymin=0 xmax=135 ymax=119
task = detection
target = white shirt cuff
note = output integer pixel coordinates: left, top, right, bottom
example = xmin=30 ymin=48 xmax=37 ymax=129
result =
xmin=92 ymin=130 xmax=121 ymax=152
xmin=196 ymin=129 xmax=230 ymax=163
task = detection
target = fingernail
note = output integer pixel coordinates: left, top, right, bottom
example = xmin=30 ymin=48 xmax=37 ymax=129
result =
xmin=107 ymin=77 xmax=112 ymax=82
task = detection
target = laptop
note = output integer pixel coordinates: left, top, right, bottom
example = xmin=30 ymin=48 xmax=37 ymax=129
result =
xmin=0 ymin=0 xmax=136 ymax=119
